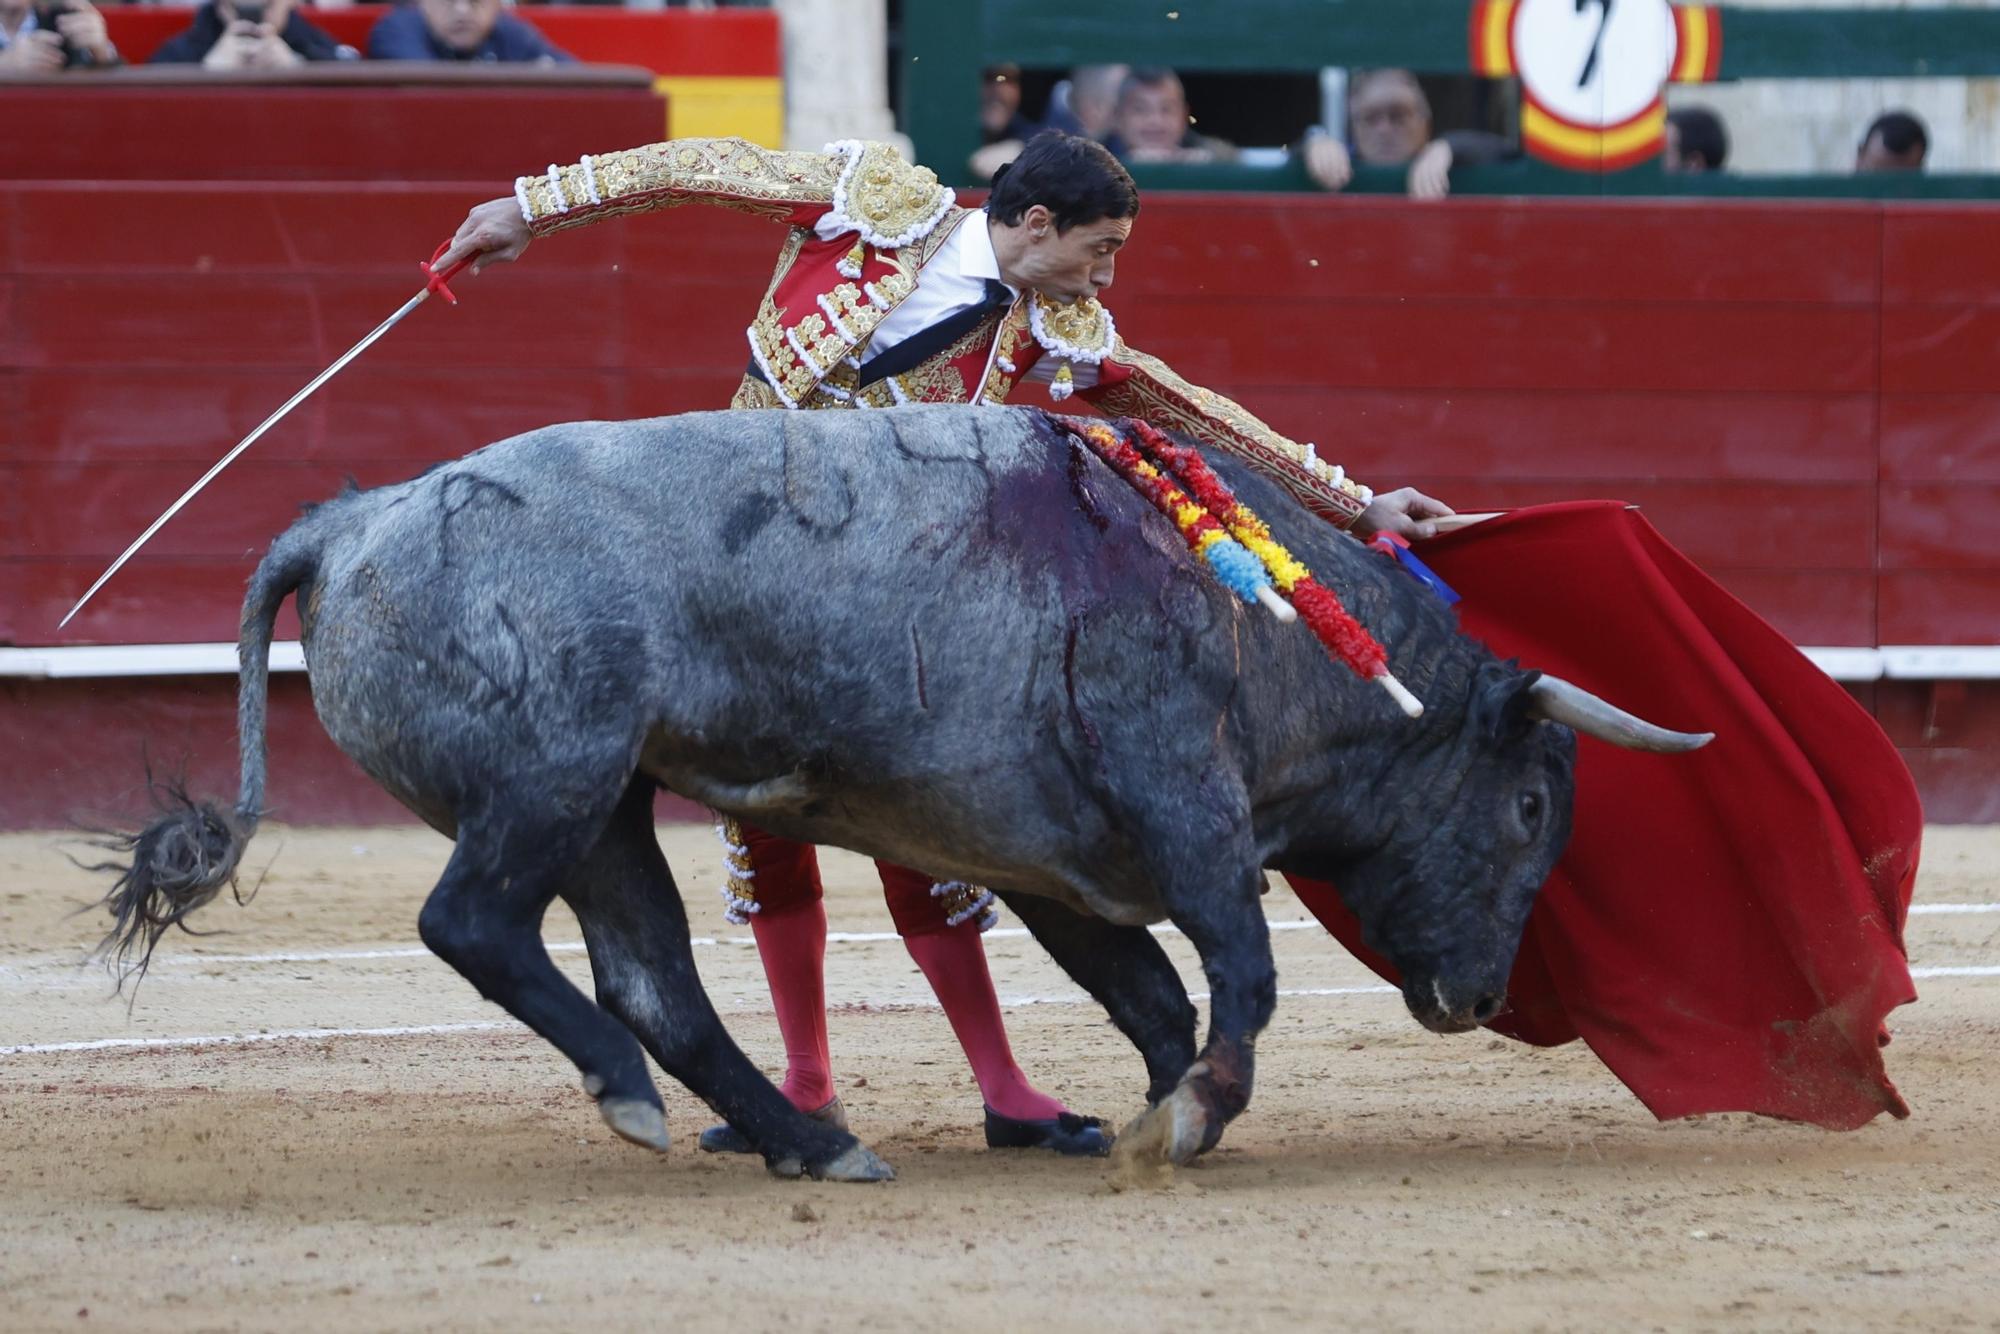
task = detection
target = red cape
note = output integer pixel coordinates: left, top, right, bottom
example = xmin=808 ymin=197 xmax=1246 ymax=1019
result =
xmin=1287 ymin=501 xmax=1921 ymax=1130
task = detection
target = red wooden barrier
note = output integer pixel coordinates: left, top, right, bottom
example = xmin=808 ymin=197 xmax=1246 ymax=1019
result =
xmin=95 ymin=5 xmax=782 ymax=75
xmin=0 ymin=73 xmax=666 ymax=183
xmin=5 ymin=183 xmax=1997 ymax=824
xmin=9 ymin=186 xmax=1995 ymax=648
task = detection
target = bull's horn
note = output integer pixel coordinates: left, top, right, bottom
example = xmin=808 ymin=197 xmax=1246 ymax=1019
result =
xmin=1526 ymin=676 xmax=1715 ymax=753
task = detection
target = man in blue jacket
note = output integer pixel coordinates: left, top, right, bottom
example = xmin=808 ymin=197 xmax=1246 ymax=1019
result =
xmin=368 ymin=0 xmax=568 ymax=63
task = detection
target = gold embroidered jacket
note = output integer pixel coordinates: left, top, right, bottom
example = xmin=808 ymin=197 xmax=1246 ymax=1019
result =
xmin=515 ymin=137 xmax=1373 ymax=526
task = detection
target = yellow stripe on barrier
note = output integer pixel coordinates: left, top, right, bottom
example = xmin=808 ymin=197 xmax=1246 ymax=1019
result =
xmin=653 ymin=75 xmax=785 ymax=146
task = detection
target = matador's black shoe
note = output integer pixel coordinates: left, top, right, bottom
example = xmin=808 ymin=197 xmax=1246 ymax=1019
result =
xmin=698 ymin=1096 xmax=848 ymax=1155
xmin=983 ymin=1108 xmax=1113 ymax=1156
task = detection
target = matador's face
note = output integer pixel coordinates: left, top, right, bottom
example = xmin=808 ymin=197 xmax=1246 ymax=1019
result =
xmin=1006 ymin=210 xmax=1132 ymax=306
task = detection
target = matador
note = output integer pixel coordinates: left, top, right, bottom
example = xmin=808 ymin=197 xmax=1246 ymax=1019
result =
xmin=439 ymin=131 xmax=1449 ymax=1157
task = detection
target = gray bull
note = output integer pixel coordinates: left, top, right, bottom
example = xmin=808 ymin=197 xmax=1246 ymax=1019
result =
xmin=95 ymin=405 xmax=1707 ymax=1181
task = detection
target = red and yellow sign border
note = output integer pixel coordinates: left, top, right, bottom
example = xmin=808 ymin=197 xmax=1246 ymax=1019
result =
xmin=1469 ymin=0 xmax=1722 ymax=171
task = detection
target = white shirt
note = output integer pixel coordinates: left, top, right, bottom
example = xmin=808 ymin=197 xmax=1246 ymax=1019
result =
xmin=811 ymin=208 xmax=1098 ymax=390
xmin=0 ymin=9 xmax=44 ymax=49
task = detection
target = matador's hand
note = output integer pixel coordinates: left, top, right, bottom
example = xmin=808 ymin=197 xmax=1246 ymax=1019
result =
xmin=437 ymin=197 xmax=532 ymax=275
xmin=1351 ymin=487 xmax=1455 ymax=542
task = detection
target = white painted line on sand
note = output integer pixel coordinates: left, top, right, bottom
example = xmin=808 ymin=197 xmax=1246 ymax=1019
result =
xmin=0 ymin=986 xmax=1406 ymax=1058
xmin=0 ymin=1021 xmax=517 ymax=1057
xmin=3 ymin=920 xmax=1337 ymax=974
xmin=15 ymin=905 xmax=1995 ymax=976
xmin=21 ymin=968 xmax=2000 ymax=1061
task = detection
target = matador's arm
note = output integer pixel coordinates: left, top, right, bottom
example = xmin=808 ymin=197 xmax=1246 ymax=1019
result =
xmin=512 ymin=137 xmax=953 ymax=245
xmin=1079 ymin=338 xmax=1374 ymax=529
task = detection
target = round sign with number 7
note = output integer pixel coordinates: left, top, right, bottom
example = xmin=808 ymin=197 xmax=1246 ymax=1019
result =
xmin=1470 ymin=0 xmax=1722 ymax=170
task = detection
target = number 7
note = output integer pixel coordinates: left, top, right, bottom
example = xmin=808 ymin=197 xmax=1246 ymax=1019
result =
xmin=1575 ymin=0 xmax=1614 ymax=89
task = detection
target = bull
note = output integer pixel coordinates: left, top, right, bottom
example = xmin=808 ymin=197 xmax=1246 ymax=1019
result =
xmin=93 ymin=405 xmax=1708 ymax=1182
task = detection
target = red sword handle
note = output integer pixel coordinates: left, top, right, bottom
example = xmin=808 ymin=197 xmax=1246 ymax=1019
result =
xmin=420 ymin=241 xmax=473 ymax=306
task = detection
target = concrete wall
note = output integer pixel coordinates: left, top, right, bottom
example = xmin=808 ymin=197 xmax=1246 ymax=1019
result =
xmin=1668 ymin=0 xmax=2000 ymax=173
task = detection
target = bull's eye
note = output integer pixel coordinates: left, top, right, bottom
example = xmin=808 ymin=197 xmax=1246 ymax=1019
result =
xmin=1519 ymin=791 xmax=1542 ymax=828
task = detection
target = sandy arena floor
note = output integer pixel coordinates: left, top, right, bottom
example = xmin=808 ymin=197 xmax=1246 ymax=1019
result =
xmin=0 ymin=823 xmax=1996 ymax=1332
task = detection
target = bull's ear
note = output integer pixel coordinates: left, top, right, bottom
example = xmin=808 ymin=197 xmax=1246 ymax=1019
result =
xmin=1474 ymin=663 xmax=1544 ymax=744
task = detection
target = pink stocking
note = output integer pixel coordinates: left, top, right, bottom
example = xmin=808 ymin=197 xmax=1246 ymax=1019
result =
xmin=749 ymin=900 xmax=836 ymax=1112
xmin=903 ymin=922 xmax=1067 ymax=1121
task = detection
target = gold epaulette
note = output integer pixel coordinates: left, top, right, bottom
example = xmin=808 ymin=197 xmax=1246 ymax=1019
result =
xmin=822 ymin=140 xmax=955 ymax=249
xmin=1028 ymin=294 xmax=1116 ymax=363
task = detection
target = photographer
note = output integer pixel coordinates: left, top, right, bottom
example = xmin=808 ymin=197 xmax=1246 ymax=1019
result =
xmin=0 ymin=0 xmax=120 ymax=75
xmin=150 ymin=0 xmax=358 ymax=69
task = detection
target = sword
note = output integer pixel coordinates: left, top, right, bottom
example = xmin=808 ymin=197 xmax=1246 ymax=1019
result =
xmin=58 ymin=243 xmax=472 ymax=629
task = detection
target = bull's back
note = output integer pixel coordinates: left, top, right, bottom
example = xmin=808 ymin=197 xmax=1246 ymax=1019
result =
xmin=295 ymin=407 xmax=1199 ymax=796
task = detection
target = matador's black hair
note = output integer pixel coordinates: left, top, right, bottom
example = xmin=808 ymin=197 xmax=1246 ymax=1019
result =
xmin=986 ymin=131 xmax=1140 ymax=234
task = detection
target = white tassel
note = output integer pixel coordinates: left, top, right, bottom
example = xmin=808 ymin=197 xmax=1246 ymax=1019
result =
xmin=1050 ymin=361 xmax=1075 ymax=401
xmin=837 ymin=239 xmax=867 ymax=280
xmin=932 ymin=881 xmax=1000 ymax=932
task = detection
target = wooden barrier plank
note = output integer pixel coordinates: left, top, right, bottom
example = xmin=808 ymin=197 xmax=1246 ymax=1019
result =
xmin=1882 ymin=208 xmax=2000 ymax=308
xmin=96 ymin=7 xmax=782 ymax=76
xmin=1879 ymin=394 xmax=2000 ymax=483
xmin=1391 ymin=478 xmax=1876 ymax=572
xmin=1879 ymin=484 xmax=2000 ymax=571
xmin=1899 ymin=749 xmax=2000 ymax=824
xmin=6 ymin=273 xmax=636 ymax=371
xmin=4 ymin=367 xmax=647 ymax=465
xmin=0 ymin=460 xmax=424 ymax=561
xmin=1880 ymin=572 xmax=2000 ymax=646
xmin=0 ymin=677 xmax=414 ymax=828
xmin=1234 ymin=388 xmax=1879 ymax=484
xmin=1113 ymin=197 xmax=1882 ymax=306
xmin=1880 ymin=308 xmax=2000 ymax=394
xmin=1117 ymin=298 xmax=1881 ymax=394
xmin=2 ymin=559 xmax=275 ymax=645
xmin=2 ymin=83 xmax=667 ymax=184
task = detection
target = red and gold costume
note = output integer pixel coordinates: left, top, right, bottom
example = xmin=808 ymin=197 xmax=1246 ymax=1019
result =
xmin=516 ymin=137 xmax=1372 ymax=524
xmin=515 ymin=136 xmax=1376 ymax=936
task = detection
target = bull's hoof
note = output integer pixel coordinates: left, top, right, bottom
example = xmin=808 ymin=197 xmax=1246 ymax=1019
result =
xmin=1107 ymin=1085 xmax=1208 ymax=1189
xmin=599 ymin=1097 xmax=671 ymax=1153
xmin=700 ymin=1096 xmax=848 ymax=1156
xmin=809 ymin=1143 xmax=896 ymax=1183
xmin=766 ymin=1141 xmax=895 ymax=1184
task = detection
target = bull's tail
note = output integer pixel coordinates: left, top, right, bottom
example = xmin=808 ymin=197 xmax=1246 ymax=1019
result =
xmin=89 ymin=531 xmax=322 ymax=987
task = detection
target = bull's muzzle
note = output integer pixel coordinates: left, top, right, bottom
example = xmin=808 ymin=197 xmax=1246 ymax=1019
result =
xmin=1405 ymin=977 xmax=1510 ymax=1035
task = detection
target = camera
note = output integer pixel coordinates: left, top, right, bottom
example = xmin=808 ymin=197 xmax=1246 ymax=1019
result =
xmin=31 ymin=0 xmax=98 ymax=68
xmin=231 ymin=0 xmax=269 ymax=24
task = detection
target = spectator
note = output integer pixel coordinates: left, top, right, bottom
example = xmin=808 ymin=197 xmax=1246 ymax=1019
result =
xmin=1042 ymin=63 xmax=1128 ymax=141
xmin=1303 ymin=68 xmax=1509 ymax=200
xmin=0 ymin=0 xmax=119 ymax=73
xmin=368 ymin=0 xmax=570 ymax=64
xmin=979 ymin=63 xmax=1036 ymax=144
xmin=1856 ymin=110 xmax=1927 ymax=173
xmin=972 ymin=63 xmax=1134 ymax=182
xmin=1663 ymin=106 xmax=1729 ymax=173
xmin=1101 ymin=67 xmax=1234 ymax=164
xmin=150 ymin=0 xmax=356 ymax=67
